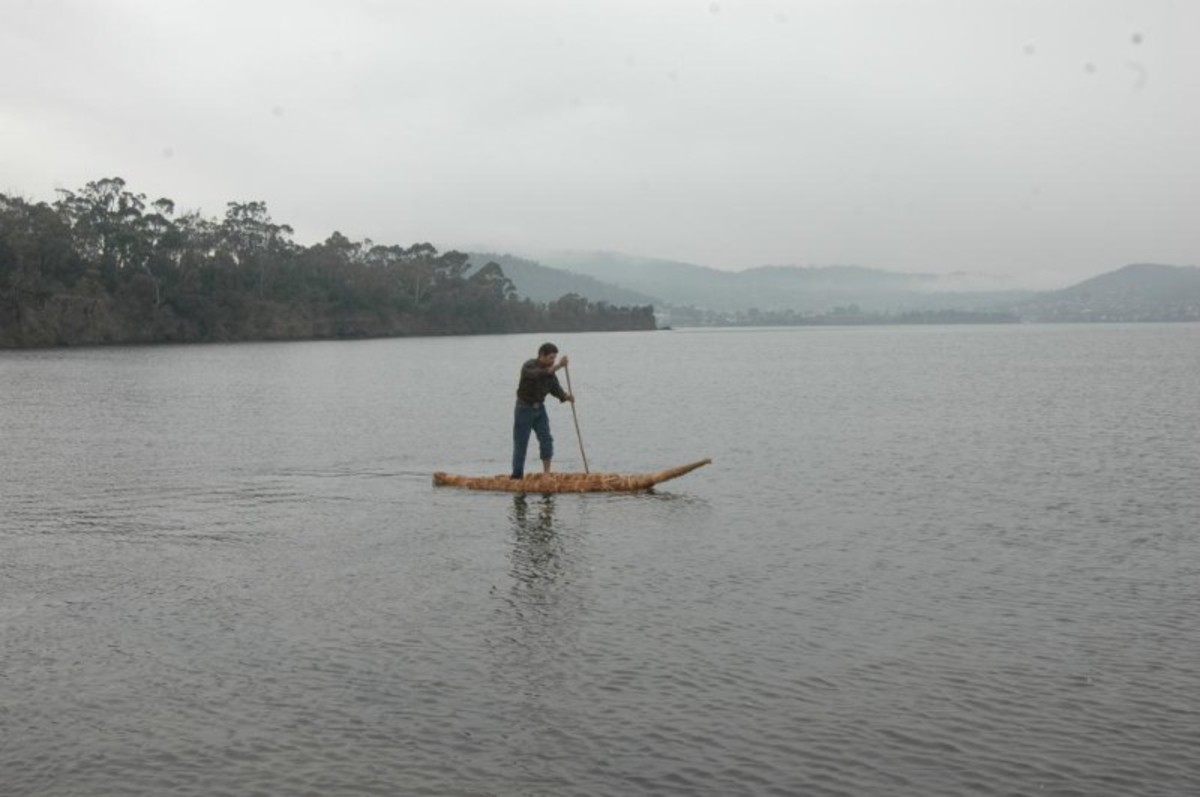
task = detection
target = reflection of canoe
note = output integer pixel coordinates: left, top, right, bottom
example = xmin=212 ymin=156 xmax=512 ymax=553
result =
xmin=433 ymin=458 xmax=712 ymax=493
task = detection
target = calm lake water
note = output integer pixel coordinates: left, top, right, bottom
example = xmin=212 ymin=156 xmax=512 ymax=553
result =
xmin=3 ymin=324 xmax=1199 ymax=796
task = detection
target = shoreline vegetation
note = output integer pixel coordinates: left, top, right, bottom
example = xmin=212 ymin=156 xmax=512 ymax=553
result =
xmin=6 ymin=179 xmax=1195 ymax=350
xmin=0 ymin=178 xmax=655 ymax=348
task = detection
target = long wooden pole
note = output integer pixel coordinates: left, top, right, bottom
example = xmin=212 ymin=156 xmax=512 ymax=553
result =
xmin=563 ymin=365 xmax=589 ymax=473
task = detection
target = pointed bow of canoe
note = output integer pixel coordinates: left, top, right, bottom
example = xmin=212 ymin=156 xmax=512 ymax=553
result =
xmin=644 ymin=457 xmax=713 ymax=485
xmin=432 ymin=458 xmax=712 ymax=493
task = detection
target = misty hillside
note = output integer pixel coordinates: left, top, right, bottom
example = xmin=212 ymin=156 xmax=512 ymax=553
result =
xmin=532 ymin=250 xmax=1032 ymax=313
xmin=480 ymin=250 xmax=1200 ymax=323
xmin=466 ymin=252 xmax=657 ymax=306
xmin=533 ymin=251 xmax=736 ymax=308
xmin=1058 ymin=263 xmax=1200 ymax=302
xmin=1020 ymin=263 xmax=1200 ymax=322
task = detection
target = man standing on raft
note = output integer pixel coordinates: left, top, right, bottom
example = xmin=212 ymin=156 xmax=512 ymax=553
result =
xmin=512 ymin=342 xmax=574 ymax=479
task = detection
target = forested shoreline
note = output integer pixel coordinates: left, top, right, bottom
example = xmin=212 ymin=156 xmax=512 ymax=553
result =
xmin=0 ymin=178 xmax=655 ymax=348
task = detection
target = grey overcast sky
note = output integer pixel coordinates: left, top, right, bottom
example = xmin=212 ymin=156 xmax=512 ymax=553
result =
xmin=3 ymin=0 xmax=1197 ymax=288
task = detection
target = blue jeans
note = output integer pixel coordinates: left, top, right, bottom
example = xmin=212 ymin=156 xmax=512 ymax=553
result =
xmin=512 ymin=400 xmax=553 ymax=477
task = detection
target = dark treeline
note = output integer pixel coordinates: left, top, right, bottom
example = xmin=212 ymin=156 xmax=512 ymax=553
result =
xmin=0 ymin=178 xmax=655 ymax=347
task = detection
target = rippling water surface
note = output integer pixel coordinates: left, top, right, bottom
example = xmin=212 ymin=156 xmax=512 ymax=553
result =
xmin=3 ymin=325 xmax=1199 ymax=796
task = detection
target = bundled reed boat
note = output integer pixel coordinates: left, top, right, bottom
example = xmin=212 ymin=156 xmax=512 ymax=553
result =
xmin=433 ymin=458 xmax=711 ymax=493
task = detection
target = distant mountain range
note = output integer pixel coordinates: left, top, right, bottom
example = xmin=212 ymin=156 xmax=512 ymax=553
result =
xmin=466 ymin=250 xmax=1200 ymax=324
xmin=524 ymin=251 xmax=1047 ymax=313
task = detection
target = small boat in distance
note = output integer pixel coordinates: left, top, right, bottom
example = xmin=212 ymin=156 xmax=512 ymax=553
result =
xmin=433 ymin=458 xmax=712 ymax=493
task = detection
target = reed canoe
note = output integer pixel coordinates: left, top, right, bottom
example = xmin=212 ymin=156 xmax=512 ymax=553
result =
xmin=432 ymin=458 xmax=712 ymax=493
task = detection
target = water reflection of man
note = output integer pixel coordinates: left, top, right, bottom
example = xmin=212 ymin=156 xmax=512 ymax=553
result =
xmin=509 ymin=494 xmax=561 ymax=590
xmin=511 ymin=342 xmax=574 ymax=480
